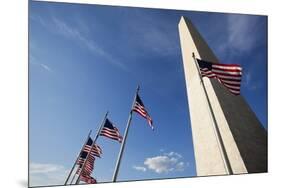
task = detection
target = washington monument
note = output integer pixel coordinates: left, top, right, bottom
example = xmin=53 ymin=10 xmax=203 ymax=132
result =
xmin=178 ymin=16 xmax=267 ymax=176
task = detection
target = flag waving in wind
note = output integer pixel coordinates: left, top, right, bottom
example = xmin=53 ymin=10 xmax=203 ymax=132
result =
xmin=112 ymin=87 xmax=154 ymax=182
xmin=90 ymin=144 xmax=102 ymax=158
xmin=196 ymin=58 xmax=242 ymax=95
xmin=132 ymin=94 xmax=154 ymax=130
xmin=77 ymin=137 xmax=93 ymax=165
xmin=80 ymin=137 xmax=102 ymax=158
xmin=80 ymin=175 xmax=97 ymax=184
xmin=76 ymin=137 xmax=96 ymax=175
xmin=100 ymin=119 xmax=123 ymax=143
xmin=76 ymin=151 xmax=95 ymax=175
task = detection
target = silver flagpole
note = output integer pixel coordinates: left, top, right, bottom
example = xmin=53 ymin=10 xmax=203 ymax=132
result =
xmin=64 ymin=130 xmax=92 ymax=185
xmin=192 ymin=52 xmax=233 ymax=175
xmin=75 ymin=111 xmax=109 ymax=184
xmin=69 ymin=166 xmax=78 ymax=184
xmin=112 ymin=85 xmax=140 ymax=182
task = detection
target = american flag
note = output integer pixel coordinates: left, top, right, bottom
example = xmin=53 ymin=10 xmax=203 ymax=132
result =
xmin=76 ymin=137 xmax=96 ymax=176
xmin=90 ymin=144 xmax=102 ymax=158
xmin=77 ymin=151 xmax=95 ymax=175
xmin=77 ymin=151 xmax=88 ymax=166
xmin=197 ymin=58 xmax=242 ymax=95
xmin=83 ymin=143 xmax=102 ymax=158
xmin=132 ymin=94 xmax=153 ymax=130
xmin=80 ymin=174 xmax=97 ymax=184
xmin=100 ymin=119 xmax=123 ymax=143
xmin=77 ymin=137 xmax=93 ymax=165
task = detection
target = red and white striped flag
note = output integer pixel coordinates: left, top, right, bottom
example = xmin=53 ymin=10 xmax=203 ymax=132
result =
xmin=76 ymin=153 xmax=95 ymax=175
xmin=100 ymin=119 xmax=123 ymax=143
xmin=197 ymin=58 xmax=242 ymax=95
xmin=80 ymin=174 xmax=97 ymax=184
xmin=76 ymin=137 xmax=98 ymax=177
xmin=83 ymin=144 xmax=102 ymax=158
xmin=132 ymin=94 xmax=153 ymax=130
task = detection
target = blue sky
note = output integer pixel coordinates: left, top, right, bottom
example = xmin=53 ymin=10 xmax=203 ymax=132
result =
xmin=29 ymin=1 xmax=267 ymax=187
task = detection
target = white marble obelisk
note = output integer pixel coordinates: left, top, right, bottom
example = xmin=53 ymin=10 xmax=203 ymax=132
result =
xmin=178 ymin=16 xmax=267 ymax=176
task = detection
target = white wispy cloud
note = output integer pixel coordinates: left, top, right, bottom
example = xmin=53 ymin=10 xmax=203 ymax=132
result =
xmin=52 ymin=16 xmax=129 ymax=71
xmin=124 ymin=10 xmax=180 ymax=57
xmin=227 ymin=16 xmax=253 ymax=52
xmin=132 ymin=165 xmax=147 ymax=172
xmin=165 ymin=151 xmax=182 ymax=159
xmin=30 ymin=162 xmax=64 ymax=174
xmin=30 ymin=14 xmax=48 ymax=28
xmin=225 ymin=15 xmax=262 ymax=54
xmin=29 ymin=57 xmax=53 ymax=72
xmin=244 ymin=71 xmax=251 ymax=86
xmin=40 ymin=63 xmax=52 ymax=72
xmin=144 ymin=156 xmax=175 ymax=173
xmin=29 ymin=162 xmax=69 ymax=187
xmin=243 ymin=70 xmax=262 ymax=91
xmin=31 ymin=14 xmax=128 ymax=72
xmin=133 ymin=151 xmax=187 ymax=174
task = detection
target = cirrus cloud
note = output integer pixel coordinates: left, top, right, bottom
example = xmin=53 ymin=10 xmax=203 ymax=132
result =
xmin=132 ymin=165 xmax=147 ymax=172
xmin=29 ymin=162 xmax=69 ymax=187
xmin=30 ymin=162 xmax=64 ymax=174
